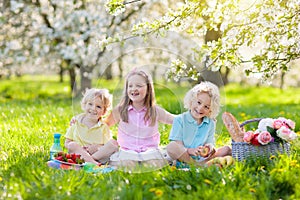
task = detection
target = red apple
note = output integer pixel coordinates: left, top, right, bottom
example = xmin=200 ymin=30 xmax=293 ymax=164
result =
xmin=199 ymin=146 xmax=210 ymax=157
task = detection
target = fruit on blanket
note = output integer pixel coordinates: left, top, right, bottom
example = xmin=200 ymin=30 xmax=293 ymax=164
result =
xmin=55 ymin=156 xmax=65 ymax=162
xmin=224 ymin=156 xmax=234 ymax=166
xmin=219 ymin=157 xmax=227 ymax=167
xmin=206 ymin=157 xmax=222 ymax=167
xmin=209 ymin=157 xmax=221 ymax=165
xmin=207 ymin=156 xmax=235 ymax=168
xmin=54 ymin=152 xmax=85 ymax=164
xmin=67 ymin=159 xmax=76 ymax=164
xmin=66 ymin=154 xmax=72 ymax=159
xmin=214 ymin=163 xmax=222 ymax=168
xmin=199 ymin=146 xmax=210 ymax=157
xmin=56 ymin=152 xmax=64 ymax=156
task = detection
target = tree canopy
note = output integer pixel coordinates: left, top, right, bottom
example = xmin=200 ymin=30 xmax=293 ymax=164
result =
xmin=1 ymin=0 xmax=152 ymax=94
xmin=104 ymin=0 xmax=300 ymax=83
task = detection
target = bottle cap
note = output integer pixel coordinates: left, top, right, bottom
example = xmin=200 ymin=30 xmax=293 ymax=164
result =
xmin=54 ymin=133 xmax=61 ymax=138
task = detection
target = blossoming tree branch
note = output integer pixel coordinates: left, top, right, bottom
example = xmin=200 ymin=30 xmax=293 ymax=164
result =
xmin=103 ymin=0 xmax=300 ymax=83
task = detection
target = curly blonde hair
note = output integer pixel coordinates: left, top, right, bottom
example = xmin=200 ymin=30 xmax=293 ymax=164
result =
xmin=81 ymin=88 xmax=112 ymax=116
xmin=183 ymin=81 xmax=220 ymax=119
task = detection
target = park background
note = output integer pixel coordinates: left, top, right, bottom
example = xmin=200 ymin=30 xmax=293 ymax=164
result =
xmin=1 ymin=0 xmax=300 ymax=199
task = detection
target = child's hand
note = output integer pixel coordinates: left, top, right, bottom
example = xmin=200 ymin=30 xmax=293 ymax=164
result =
xmin=85 ymin=144 xmax=100 ymax=155
xmin=198 ymin=146 xmax=210 ymax=157
xmin=187 ymin=147 xmax=202 ymax=156
xmin=70 ymin=117 xmax=77 ymax=126
xmin=203 ymin=144 xmax=216 ymax=158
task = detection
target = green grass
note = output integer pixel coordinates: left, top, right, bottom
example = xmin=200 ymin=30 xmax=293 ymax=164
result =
xmin=1 ymin=75 xmax=300 ymax=199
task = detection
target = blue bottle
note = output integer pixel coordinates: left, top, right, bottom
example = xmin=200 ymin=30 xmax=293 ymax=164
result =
xmin=50 ymin=133 xmax=63 ymax=160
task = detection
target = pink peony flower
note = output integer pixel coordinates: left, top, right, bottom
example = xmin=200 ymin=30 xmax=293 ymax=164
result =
xmin=243 ymin=131 xmax=255 ymax=143
xmin=258 ymin=118 xmax=274 ymax=132
xmin=277 ymin=117 xmax=293 ymax=129
xmin=273 ymin=119 xmax=284 ymax=129
xmin=289 ymin=131 xmax=298 ymax=141
xmin=277 ymin=126 xmax=297 ymax=142
xmin=257 ymin=131 xmax=273 ymax=145
xmin=286 ymin=119 xmax=296 ymax=130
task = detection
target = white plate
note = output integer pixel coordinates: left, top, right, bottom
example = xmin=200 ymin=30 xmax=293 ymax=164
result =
xmin=53 ymin=159 xmax=84 ymax=167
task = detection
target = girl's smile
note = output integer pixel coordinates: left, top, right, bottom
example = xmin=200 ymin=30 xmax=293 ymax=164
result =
xmin=131 ymin=90 xmax=140 ymax=97
xmin=127 ymin=74 xmax=147 ymax=107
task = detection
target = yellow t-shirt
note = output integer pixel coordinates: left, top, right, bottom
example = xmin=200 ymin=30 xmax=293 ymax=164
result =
xmin=65 ymin=113 xmax=111 ymax=147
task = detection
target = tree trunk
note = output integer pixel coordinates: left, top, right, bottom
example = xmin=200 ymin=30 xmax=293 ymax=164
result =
xmin=220 ymin=67 xmax=230 ymax=85
xmin=104 ymin=65 xmax=113 ymax=80
xmin=68 ymin=67 xmax=77 ymax=96
xmin=205 ymin=29 xmax=221 ymax=43
xmin=280 ymin=71 xmax=285 ymax=89
xmin=80 ymin=66 xmax=92 ymax=94
xmin=204 ymin=29 xmax=230 ymax=86
xmin=59 ymin=66 xmax=64 ymax=83
xmin=118 ymin=56 xmax=123 ymax=79
xmin=152 ymin=65 xmax=157 ymax=82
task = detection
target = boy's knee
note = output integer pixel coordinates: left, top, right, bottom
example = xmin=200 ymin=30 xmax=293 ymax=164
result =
xmin=166 ymin=141 xmax=177 ymax=153
xmin=66 ymin=142 xmax=80 ymax=152
xmin=166 ymin=141 xmax=185 ymax=160
xmin=107 ymin=139 xmax=119 ymax=151
xmin=223 ymin=145 xmax=232 ymax=155
xmin=109 ymin=139 xmax=118 ymax=146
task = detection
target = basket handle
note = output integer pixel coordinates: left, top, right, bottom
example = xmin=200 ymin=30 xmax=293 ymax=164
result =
xmin=239 ymin=118 xmax=263 ymax=128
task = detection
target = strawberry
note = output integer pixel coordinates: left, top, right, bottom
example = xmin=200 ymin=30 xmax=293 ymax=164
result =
xmin=55 ymin=156 xmax=64 ymax=161
xmin=71 ymin=153 xmax=77 ymax=161
xmin=67 ymin=159 xmax=76 ymax=164
xmin=76 ymin=158 xmax=85 ymax=164
xmin=66 ymin=154 xmax=72 ymax=159
xmin=63 ymin=154 xmax=68 ymax=162
xmin=54 ymin=152 xmax=64 ymax=157
xmin=75 ymin=154 xmax=81 ymax=159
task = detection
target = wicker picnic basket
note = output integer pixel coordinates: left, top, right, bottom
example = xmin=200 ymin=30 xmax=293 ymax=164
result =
xmin=231 ymin=118 xmax=291 ymax=161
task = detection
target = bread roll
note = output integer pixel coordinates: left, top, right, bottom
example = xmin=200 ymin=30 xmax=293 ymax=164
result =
xmin=222 ymin=112 xmax=244 ymax=142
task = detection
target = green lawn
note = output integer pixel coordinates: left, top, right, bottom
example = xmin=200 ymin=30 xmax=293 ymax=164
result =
xmin=1 ymin=75 xmax=300 ymax=199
